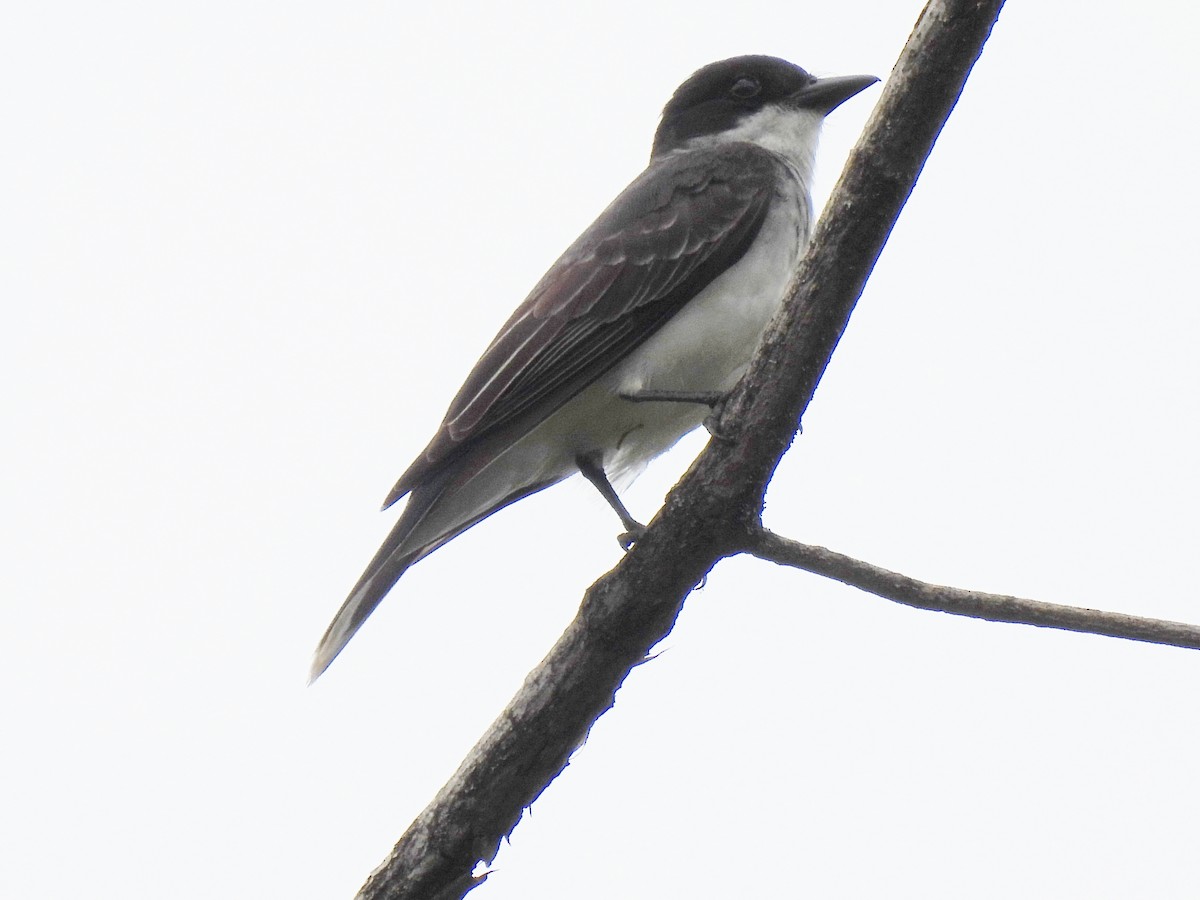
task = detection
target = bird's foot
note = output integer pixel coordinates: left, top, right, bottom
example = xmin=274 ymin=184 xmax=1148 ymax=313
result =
xmin=618 ymin=523 xmax=647 ymax=550
xmin=619 ymin=388 xmax=735 ymax=442
xmin=702 ymin=394 xmax=734 ymax=442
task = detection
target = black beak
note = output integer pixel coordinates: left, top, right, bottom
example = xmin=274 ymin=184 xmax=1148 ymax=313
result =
xmin=790 ymin=73 xmax=879 ymax=115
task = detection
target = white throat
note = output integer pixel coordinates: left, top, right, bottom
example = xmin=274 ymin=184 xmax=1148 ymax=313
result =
xmin=683 ymin=104 xmax=824 ymax=188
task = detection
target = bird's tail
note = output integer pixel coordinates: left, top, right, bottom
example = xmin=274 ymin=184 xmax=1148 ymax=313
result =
xmin=308 ymin=487 xmax=443 ymax=683
xmin=309 ymin=470 xmax=562 ymax=683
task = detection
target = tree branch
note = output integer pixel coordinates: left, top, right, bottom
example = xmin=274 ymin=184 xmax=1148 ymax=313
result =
xmin=357 ymin=2 xmax=1009 ymax=898
xmin=743 ymin=529 xmax=1200 ymax=651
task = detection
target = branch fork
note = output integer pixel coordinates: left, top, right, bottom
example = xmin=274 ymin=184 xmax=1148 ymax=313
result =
xmin=352 ymin=3 xmax=1199 ymax=898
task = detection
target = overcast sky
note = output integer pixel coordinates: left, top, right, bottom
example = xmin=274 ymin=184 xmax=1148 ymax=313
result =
xmin=4 ymin=2 xmax=1199 ymax=898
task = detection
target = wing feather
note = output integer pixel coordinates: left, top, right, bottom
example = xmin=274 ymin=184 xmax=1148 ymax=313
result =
xmin=383 ymin=143 xmax=781 ymax=507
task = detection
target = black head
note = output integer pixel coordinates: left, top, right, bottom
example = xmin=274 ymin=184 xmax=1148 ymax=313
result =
xmin=651 ymin=55 xmax=877 ymax=157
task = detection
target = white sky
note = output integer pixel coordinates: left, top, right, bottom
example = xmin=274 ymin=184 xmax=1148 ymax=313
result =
xmin=4 ymin=2 xmax=1199 ymax=898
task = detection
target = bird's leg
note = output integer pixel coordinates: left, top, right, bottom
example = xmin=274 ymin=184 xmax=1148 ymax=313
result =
xmin=618 ymin=388 xmax=732 ymax=441
xmin=618 ymin=388 xmax=725 ymax=406
xmin=576 ymin=453 xmax=645 ymax=550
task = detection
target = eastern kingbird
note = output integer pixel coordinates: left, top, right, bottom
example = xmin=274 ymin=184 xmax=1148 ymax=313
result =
xmin=311 ymin=55 xmax=876 ymax=680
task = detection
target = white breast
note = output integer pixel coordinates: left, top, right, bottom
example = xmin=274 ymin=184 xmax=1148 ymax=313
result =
xmin=614 ymin=173 xmax=809 ymax=395
xmin=592 ymin=105 xmax=824 ymax=477
xmin=593 ymin=166 xmax=809 ymax=478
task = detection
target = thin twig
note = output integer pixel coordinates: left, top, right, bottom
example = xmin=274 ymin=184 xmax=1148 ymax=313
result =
xmin=744 ymin=529 xmax=1200 ymax=651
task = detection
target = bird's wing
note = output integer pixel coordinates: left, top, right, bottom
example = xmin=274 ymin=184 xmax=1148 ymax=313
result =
xmin=384 ymin=143 xmax=780 ymax=507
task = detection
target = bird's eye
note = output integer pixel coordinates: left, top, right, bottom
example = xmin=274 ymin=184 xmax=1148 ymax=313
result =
xmin=729 ymin=76 xmax=761 ymax=99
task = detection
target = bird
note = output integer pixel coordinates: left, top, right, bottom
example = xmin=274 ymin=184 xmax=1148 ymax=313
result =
xmin=311 ymin=55 xmax=877 ymax=681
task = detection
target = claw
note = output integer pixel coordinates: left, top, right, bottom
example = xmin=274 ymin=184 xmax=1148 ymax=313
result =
xmin=618 ymin=524 xmax=647 ymax=550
